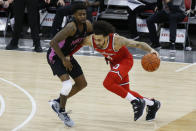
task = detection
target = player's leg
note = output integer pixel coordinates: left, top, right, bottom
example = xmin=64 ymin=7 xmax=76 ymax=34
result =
xmin=50 ymin=57 xmax=87 ymax=125
xmin=68 ymin=74 xmax=87 ymax=98
xmin=121 ymin=75 xmax=143 ymax=99
xmin=52 ymin=74 xmax=74 ymax=127
xmin=111 ymin=59 xmax=144 ymax=101
xmin=51 ymin=74 xmax=87 ymax=111
xmin=47 ymin=55 xmax=74 ymax=127
xmin=121 ymin=76 xmax=157 ymax=106
xmin=66 ymin=56 xmax=87 ymax=98
xmin=48 ymin=73 xmax=74 ymax=127
xmin=103 ymin=60 xmax=145 ymax=121
xmin=58 ymin=74 xmax=71 ymax=111
xmin=103 ymin=72 xmax=145 ymax=121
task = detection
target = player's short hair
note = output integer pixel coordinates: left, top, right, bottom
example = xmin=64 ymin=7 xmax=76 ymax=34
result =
xmin=72 ymin=2 xmax=87 ymax=14
xmin=93 ymin=20 xmax=115 ymax=36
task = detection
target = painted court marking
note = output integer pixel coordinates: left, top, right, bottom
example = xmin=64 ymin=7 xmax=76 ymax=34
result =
xmin=0 ymin=95 xmax=5 ymax=117
xmin=0 ymin=77 xmax=36 ymax=131
xmin=175 ymin=63 xmax=196 ymax=72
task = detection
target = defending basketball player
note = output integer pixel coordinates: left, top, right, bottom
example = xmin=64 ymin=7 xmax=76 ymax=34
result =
xmin=46 ymin=3 xmax=93 ymax=127
xmin=82 ymin=20 xmax=161 ymax=121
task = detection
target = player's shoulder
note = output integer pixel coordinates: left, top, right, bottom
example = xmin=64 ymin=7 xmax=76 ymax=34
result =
xmin=114 ymin=34 xmax=127 ymax=39
xmin=86 ymin=20 xmax=92 ymax=25
xmin=113 ymin=34 xmax=130 ymax=48
xmin=114 ymin=34 xmax=127 ymax=43
xmin=86 ymin=20 xmax=93 ymax=32
xmin=64 ymin=22 xmax=77 ymax=36
xmin=66 ymin=22 xmax=77 ymax=31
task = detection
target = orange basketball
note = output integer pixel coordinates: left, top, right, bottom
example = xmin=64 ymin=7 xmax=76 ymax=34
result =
xmin=141 ymin=53 xmax=160 ymax=72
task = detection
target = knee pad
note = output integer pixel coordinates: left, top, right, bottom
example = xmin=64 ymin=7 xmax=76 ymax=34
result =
xmin=60 ymin=79 xmax=72 ymax=96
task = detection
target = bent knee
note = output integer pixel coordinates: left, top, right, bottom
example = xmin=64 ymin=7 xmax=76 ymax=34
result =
xmin=103 ymin=78 xmax=113 ymax=89
xmin=82 ymin=81 xmax=87 ymax=88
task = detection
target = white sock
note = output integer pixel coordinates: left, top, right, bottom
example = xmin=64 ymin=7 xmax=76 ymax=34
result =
xmin=125 ymin=93 xmax=138 ymax=102
xmin=143 ymin=98 xmax=154 ymax=106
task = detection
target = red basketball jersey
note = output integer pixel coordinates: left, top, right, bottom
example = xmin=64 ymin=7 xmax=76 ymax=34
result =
xmin=92 ymin=33 xmax=133 ymax=65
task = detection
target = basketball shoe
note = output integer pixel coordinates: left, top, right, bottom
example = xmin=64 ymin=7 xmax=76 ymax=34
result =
xmin=131 ymin=98 xmax=146 ymax=121
xmin=49 ymin=99 xmax=60 ymax=114
xmin=146 ymin=99 xmax=161 ymax=121
xmin=49 ymin=99 xmax=74 ymax=127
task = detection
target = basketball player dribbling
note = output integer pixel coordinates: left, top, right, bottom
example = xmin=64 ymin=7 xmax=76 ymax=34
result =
xmin=46 ymin=3 xmax=93 ymax=127
xmin=82 ymin=20 xmax=161 ymax=121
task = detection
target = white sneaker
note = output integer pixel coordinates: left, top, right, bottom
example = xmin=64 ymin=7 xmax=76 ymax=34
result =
xmin=58 ymin=110 xmax=74 ymax=127
xmin=49 ymin=99 xmax=74 ymax=127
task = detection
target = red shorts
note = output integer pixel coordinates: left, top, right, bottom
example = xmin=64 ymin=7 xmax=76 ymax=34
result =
xmin=109 ymin=58 xmax=133 ymax=81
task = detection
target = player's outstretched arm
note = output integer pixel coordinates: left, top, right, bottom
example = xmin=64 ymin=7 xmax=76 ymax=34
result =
xmin=82 ymin=34 xmax=93 ymax=47
xmin=116 ymin=35 xmax=159 ymax=57
xmin=86 ymin=20 xmax=93 ymax=34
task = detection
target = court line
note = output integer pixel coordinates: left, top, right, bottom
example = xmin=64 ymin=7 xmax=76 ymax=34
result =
xmin=175 ymin=63 xmax=196 ymax=72
xmin=1 ymin=46 xmax=196 ymax=65
xmin=0 ymin=77 xmax=36 ymax=131
xmin=0 ymin=95 xmax=5 ymax=117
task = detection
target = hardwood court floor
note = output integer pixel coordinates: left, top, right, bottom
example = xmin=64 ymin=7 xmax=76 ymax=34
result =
xmin=0 ymin=50 xmax=196 ymax=131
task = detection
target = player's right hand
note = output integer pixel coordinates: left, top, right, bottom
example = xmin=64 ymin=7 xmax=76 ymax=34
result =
xmin=150 ymin=49 xmax=160 ymax=58
xmin=62 ymin=56 xmax=73 ymax=71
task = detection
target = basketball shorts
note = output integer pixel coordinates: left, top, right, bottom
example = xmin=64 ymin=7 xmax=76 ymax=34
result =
xmin=47 ymin=53 xmax=83 ymax=79
xmin=110 ymin=58 xmax=133 ymax=81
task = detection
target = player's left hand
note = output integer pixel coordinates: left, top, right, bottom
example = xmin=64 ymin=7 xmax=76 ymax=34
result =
xmin=62 ymin=56 xmax=73 ymax=71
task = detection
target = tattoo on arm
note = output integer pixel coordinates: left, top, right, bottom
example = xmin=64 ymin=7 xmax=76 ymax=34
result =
xmin=135 ymin=42 xmax=152 ymax=52
xmin=123 ymin=37 xmax=152 ymax=52
xmin=52 ymin=23 xmax=76 ymax=44
xmin=49 ymin=23 xmax=76 ymax=60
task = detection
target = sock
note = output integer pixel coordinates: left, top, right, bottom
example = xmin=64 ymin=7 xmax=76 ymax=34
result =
xmin=125 ymin=92 xmax=138 ymax=102
xmin=143 ymin=98 xmax=154 ymax=106
xmin=128 ymin=90 xmax=143 ymax=99
xmin=56 ymin=97 xmax=60 ymax=103
xmin=59 ymin=108 xmax=65 ymax=113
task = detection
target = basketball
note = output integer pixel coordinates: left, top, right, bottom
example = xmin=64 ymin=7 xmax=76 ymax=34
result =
xmin=141 ymin=53 xmax=160 ymax=72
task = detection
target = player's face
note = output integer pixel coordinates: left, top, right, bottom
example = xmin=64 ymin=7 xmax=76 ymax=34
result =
xmin=93 ymin=34 xmax=106 ymax=49
xmin=74 ymin=9 xmax=86 ymax=24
